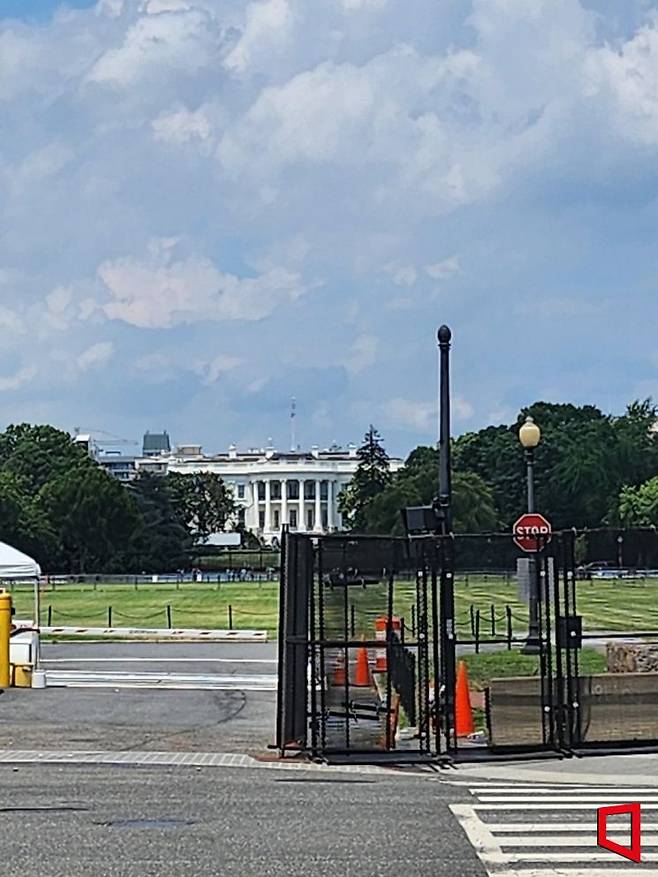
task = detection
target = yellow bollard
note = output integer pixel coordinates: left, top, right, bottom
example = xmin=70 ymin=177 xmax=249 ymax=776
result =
xmin=0 ymin=590 xmax=12 ymax=688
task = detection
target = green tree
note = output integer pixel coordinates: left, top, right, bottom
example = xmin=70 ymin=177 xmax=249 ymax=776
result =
xmin=363 ymin=445 xmax=499 ymax=535
xmin=0 ymin=471 xmax=55 ymax=565
xmin=40 ymin=467 xmax=139 ymax=572
xmin=338 ymin=426 xmax=391 ymax=530
xmin=617 ymin=477 xmax=658 ymax=527
xmin=127 ymin=473 xmax=191 ymax=572
xmin=167 ymin=472 xmax=236 ymax=542
xmin=0 ymin=424 xmax=92 ymax=493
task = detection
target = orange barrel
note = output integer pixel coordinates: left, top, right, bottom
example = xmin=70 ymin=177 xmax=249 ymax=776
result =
xmin=374 ymin=616 xmax=401 ymax=672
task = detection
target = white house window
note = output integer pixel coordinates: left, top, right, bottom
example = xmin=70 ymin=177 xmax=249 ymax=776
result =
xmin=273 ymin=510 xmax=280 ymax=529
xmin=237 ymin=484 xmax=245 ymax=499
xmin=306 ymin=509 xmax=314 ymax=530
xmin=289 ymin=509 xmax=298 ymax=529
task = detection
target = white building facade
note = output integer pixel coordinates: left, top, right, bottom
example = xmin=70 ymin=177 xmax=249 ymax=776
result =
xmin=93 ymin=440 xmax=404 ymax=544
xmin=165 ymin=444 xmax=403 ymax=544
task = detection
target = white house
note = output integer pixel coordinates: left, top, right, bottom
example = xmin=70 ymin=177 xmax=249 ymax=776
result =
xmin=93 ymin=437 xmax=403 ymax=544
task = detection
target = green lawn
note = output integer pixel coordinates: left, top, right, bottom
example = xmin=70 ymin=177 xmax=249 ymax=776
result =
xmin=6 ymin=574 xmax=658 ymax=640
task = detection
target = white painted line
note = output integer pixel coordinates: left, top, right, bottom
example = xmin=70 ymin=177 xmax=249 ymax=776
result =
xmin=450 ymin=804 xmax=506 ymax=865
xmin=45 ymin=669 xmax=277 ymax=691
xmin=488 ymin=822 xmax=658 ymax=832
xmin=478 ymin=795 xmax=658 ymax=803
xmin=497 ymin=852 xmax=658 ymax=861
xmin=470 ymin=786 xmax=658 ymax=793
xmin=501 ymin=835 xmax=657 ymax=847
xmin=475 ymin=803 xmax=658 ymax=810
xmin=493 ymin=872 xmax=658 ymax=877
xmin=42 ymin=657 xmax=278 ymax=665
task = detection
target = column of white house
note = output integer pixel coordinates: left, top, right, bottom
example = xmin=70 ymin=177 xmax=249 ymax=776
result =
xmin=327 ymin=480 xmax=334 ymax=531
xmin=314 ymin=479 xmax=322 ymax=532
xmin=249 ymin=480 xmax=259 ymax=531
xmin=264 ymin=478 xmax=272 ymax=532
xmin=281 ymin=478 xmax=287 ymax=528
xmin=298 ymin=479 xmax=305 ymax=531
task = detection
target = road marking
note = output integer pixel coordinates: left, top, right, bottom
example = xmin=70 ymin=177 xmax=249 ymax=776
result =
xmin=452 ymin=782 xmax=658 ymax=876
xmin=42 ymin=657 xmax=278 ymax=664
xmin=45 ymin=669 xmax=277 ymax=691
xmin=479 ymin=795 xmax=658 ymax=803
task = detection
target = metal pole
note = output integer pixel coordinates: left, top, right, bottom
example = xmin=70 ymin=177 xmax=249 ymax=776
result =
xmin=523 ymin=447 xmax=540 ymax=654
xmin=438 ymin=326 xmax=452 ymax=532
xmin=0 ymin=591 xmax=11 ymax=688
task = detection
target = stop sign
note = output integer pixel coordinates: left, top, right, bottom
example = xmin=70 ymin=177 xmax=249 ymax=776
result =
xmin=513 ymin=513 xmax=552 ymax=552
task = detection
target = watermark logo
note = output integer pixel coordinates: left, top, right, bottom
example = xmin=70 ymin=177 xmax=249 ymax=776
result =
xmin=597 ymin=803 xmax=642 ymax=863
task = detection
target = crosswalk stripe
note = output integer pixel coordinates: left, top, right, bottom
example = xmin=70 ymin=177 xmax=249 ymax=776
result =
xmin=501 ymin=835 xmax=654 ymax=847
xmin=493 ymin=872 xmax=658 ymax=877
xmin=472 ymin=802 xmax=658 ymax=809
xmin=488 ymin=822 xmax=657 ymax=832
xmin=478 ymin=795 xmax=658 ymax=803
xmin=453 ymin=782 xmax=658 ymax=875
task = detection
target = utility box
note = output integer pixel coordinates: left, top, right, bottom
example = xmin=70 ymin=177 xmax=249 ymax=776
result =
xmin=10 ymin=629 xmax=38 ymax=666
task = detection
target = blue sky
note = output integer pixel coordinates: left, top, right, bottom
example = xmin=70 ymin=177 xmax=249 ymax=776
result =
xmin=1 ymin=0 xmax=658 ymax=457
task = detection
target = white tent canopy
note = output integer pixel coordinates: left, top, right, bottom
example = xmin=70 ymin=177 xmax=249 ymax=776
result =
xmin=0 ymin=541 xmax=40 ymax=579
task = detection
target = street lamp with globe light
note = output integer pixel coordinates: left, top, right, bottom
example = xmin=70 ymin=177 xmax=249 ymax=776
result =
xmin=519 ymin=416 xmax=541 ymax=654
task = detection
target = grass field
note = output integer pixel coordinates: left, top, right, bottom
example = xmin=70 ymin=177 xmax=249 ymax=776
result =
xmin=7 ymin=574 xmax=658 ymax=639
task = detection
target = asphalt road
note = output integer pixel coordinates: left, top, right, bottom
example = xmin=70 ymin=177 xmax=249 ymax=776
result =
xmin=0 ymin=642 xmax=277 ymax=753
xmin=0 ymin=763 xmax=482 ymax=877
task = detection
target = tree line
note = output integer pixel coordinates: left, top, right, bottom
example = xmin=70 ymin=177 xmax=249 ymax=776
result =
xmin=0 ymin=424 xmax=235 ymax=573
xmin=339 ymin=399 xmax=658 ymax=535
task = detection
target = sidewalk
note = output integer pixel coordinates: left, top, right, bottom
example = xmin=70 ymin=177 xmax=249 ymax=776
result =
xmin=451 ymin=751 xmax=658 ymax=785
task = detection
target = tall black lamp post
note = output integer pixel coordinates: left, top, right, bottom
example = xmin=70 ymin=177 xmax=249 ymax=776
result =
xmin=519 ymin=415 xmax=541 ymax=654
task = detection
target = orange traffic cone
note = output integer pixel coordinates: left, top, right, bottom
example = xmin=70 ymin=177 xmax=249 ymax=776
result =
xmin=455 ymin=660 xmax=474 ymax=737
xmin=333 ymin=652 xmax=346 ymax=686
xmin=354 ymin=643 xmax=371 ymax=686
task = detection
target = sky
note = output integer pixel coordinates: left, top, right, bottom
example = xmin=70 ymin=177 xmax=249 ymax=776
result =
xmin=2 ymin=0 xmax=658 ymax=457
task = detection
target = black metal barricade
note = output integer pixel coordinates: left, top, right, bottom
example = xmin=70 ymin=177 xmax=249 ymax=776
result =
xmin=277 ymin=526 xmax=658 ymax=762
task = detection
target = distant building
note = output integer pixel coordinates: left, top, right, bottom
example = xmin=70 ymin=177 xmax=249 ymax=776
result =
xmin=94 ymin=436 xmax=403 ymax=543
xmin=142 ymin=431 xmax=171 ymax=457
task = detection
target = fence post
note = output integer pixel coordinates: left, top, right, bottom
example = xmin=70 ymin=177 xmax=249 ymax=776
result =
xmin=108 ymin=606 xmax=112 ymax=628
xmin=167 ymin=604 xmax=172 ymax=629
xmin=350 ymin=604 xmax=355 ymax=637
xmin=475 ymin=610 xmax=480 ymax=654
xmin=506 ymin=605 xmax=512 ymax=650
xmin=490 ymin=604 xmax=496 ymax=637
xmin=411 ymin=604 xmax=416 ymax=637
xmin=228 ymin=604 xmax=233 ymax=630
xmin=47 ymin=605 xmax=52 ymax=626
xmin=469 ymin=604 xmax=475 ymax=636
xmin=400 ymin=616 xmax=405 ymax=646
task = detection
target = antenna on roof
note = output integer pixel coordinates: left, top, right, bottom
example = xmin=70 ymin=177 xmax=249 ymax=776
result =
xmin=290 ymin=396 xmax=296 ymax=452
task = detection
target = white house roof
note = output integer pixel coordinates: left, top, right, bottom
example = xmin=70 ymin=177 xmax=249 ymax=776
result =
xmin=0 ymin=541 xmax=41 ymax=578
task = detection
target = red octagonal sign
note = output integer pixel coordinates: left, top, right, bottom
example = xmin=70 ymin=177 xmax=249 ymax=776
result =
xmin=513 ymin=513 xmax=552 ymax=552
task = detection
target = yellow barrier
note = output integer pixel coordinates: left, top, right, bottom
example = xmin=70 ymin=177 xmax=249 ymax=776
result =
xmin=0 ymin=591 xmax=11 ymax=688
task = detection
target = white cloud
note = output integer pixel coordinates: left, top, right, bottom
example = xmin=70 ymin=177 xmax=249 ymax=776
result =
xmin=87 ymin=8 xmax=220 ymax=87
xmin=383 ymin=398 xmax=436 ymax=433
xmin=425 ymin=255 xmax=460 ymax=281
xmin=345 ymin=334 xmax=379 ymax=374
xmin=196 ymin=353 xmax=243 ymax=384
xmin=0 ymin=365 xmax=37 ymax=392
xmin=224 ymin=0 xmax=293 ymax=73
xmin=454 ymin=396 xmax=474 ymax=421
xmin=152 ymin=104 xmax=214 ymax=147
xmin=99 ymin=239 xmax=308 ymax=328
xmin=77 ymin=341 xmax=115 ymax=372
xmin=384 ymin=263 xmax=417 ymax=287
